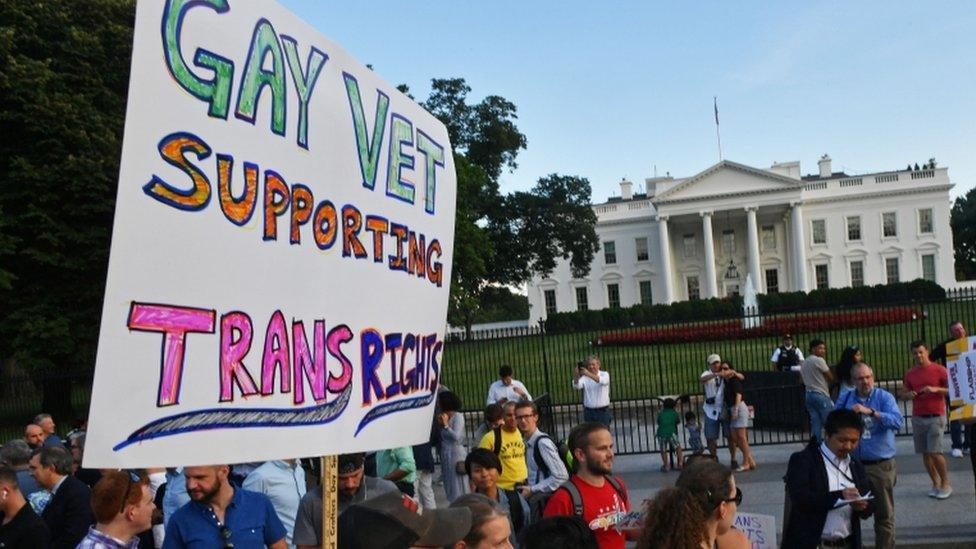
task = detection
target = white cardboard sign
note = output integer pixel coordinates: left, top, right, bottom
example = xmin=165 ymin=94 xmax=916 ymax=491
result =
xmin=85 ymin=0 xmax=455 ymax=467
xmin=732 ymin=512 xmax=776 ymax=549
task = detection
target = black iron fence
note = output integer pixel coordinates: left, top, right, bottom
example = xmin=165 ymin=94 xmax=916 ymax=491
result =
xmin=443 ymin=287 xmax=976 ymax=454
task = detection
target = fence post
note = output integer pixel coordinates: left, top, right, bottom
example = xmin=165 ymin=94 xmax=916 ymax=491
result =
xmin=654 ymin=342 xmax=665 ymax=396
xmin=537 ymin=319 xmax=552 ymax=398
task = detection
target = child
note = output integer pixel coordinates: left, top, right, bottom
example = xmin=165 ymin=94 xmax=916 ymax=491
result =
xmin=684 ymin=411 xmax=704 ymax=455
xmin=656 ymin=398 xmax=684 ymax=471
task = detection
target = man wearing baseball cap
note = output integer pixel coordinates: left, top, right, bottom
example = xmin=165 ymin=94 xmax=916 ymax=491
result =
xmin=337 ymin=490 xmax=472 ymax=549
xmin=700 ymin=354 xmax=743 ymax=464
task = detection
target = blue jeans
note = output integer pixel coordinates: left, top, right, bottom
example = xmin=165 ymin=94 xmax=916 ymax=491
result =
xmin=584 ymin=407 xmax=612 ymax=427
xmin=805 ymin=391 xmax=834 ymax=443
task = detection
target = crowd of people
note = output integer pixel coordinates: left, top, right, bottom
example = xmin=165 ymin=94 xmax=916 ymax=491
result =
xmin=1 ymin=320 xmax=974 ymax=548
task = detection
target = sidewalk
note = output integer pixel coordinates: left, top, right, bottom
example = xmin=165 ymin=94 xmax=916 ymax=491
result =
xmin=613 ymin=438 xmax=975 ymax=548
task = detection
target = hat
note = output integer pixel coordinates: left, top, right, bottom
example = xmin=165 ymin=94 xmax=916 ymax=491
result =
xmin=338 ymin=491 xmax=472 ymax=549
xmin=706 ymin=354 xmax=721 ymax=365
xmin=782 ymin=333 xmax=793 ymax=340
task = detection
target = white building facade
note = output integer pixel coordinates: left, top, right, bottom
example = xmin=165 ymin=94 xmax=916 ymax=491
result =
xmin=527 ymin=156 xmax=957 ymax=320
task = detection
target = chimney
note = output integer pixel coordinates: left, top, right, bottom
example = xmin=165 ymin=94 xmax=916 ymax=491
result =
xmin=818 ymin=154 xmax=832 ymax=179
xmin=620 ymin=178 xmax=633 ymax=200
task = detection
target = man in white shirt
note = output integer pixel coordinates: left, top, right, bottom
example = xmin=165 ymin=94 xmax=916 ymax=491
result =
xmin=783 ymin=408 xmax=874 ymax=548
xmin=486 ymin=365 xmax=532 ymax=405
xmin=573 ymin=355 xmax=611 ymax=426
xmin=700 ymin=354 xmax=729 ymax=460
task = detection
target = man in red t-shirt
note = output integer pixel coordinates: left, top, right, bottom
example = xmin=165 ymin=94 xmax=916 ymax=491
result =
xmin=542 ymin=422 xmax=639 ymax=548
xmin=899 ymin=340 xmax=953 ymax=499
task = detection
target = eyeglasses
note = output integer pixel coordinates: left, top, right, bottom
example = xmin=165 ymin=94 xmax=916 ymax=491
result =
xmin=119 ymin=470 xmax=141 ymax=514
xmin=722 ymin=487 xmax=743 ymax=506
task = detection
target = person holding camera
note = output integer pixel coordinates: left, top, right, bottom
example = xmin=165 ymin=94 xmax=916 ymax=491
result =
xmin=573 ymin=356 xmax=611 ymax=427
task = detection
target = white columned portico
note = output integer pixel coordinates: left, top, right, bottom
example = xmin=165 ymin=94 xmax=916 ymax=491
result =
xmin=700 ymin=211 xmax=719 ymax=298
xmin=658 ymin=215 xmax=674 ymax=303
xmin=790 ymin=202 xmax=809 ymax=292
xmin=745 ymin=207 xmax=763 ymax=293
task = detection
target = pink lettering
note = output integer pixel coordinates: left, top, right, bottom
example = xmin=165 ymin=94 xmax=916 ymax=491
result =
xmin=261 ymin=310 xmax=291 ymax=395
xmin=219 ymin=312 xmax=259 ymax=401
xmin=292 ymin=320 xmax=327 ymax=405
xmin=326 ymin=325 xmax=353 ymax=392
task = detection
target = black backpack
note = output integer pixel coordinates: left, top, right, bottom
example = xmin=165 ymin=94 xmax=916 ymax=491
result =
xmin=503 ymin=488 xmax=526 ymax=533
xmin=531 ymin=434 xmax=572 ymax=481
xmin=558 ymin=475 xmax=627 ymax=518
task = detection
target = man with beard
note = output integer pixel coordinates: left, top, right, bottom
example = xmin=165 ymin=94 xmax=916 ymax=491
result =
xmin=542 ymin=422 xmax=639 ymax=549
xmin=294 ymin=453 xmax=399 ymax=549
xmin=162 ymin=464 xmax=286 ymax=549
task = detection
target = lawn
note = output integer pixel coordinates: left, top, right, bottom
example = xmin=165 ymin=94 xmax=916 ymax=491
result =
xmin=439 ymin=299 xmax=976 ymax=410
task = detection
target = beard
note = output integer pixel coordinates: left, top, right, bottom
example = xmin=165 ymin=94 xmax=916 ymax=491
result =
xmin=189 ymin=481 xmax=222 ymax=504
xmin=584 ymin=454 xmax=613 ymax=476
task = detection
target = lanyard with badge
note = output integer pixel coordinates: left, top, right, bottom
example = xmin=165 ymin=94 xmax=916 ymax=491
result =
xmin=820 ymin=448 xmax=855 ymax=487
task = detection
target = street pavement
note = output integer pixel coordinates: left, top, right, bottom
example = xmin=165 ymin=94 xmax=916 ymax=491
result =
xmin=613 ymin=438 xmax=976 ymax=548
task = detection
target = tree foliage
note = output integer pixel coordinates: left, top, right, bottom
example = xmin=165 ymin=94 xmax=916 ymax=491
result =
xmin=421 ymin=79 xmax=599 ymax=329
xmin=0 ymin=0 xmax=134 ymax=373
xmin=951 ymin=186 xmax=976 ymax=280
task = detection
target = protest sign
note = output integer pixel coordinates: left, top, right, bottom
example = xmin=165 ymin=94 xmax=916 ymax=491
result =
xmin=944 ymin=337 xmax=976 ymax=423
xmin=732 ymin=512 xmax=776 ymax=549
xmin=85 ymin=0 xmax=455 ymax=468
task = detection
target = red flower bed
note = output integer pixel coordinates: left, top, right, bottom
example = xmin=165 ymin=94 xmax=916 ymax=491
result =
xmin=596 ymin=307 xmax=920 ymax=346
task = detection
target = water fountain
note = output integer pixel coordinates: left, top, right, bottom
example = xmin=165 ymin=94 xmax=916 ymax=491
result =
xmin=742 ymin=273 xmax=761 ymax=329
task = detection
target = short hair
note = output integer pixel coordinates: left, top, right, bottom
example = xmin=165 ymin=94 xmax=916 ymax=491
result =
xmin=450 ymin=493 xmax=509 ymax=547
xmin=809 ymin=338 xmax=825 ymax=351
xmin=949 ymin=320 xmax=963 ymax=330
xmin=33 ymin=446 xmax=73 ymax=475
xmin=0 ymin=466 xmax=20 ymax=489
xmin=33 ymin=413 xmax=53 ymax=426
xmin=568 ymin=422 xmax=609 ymax=458
xmin=465 ymin=448 xmax=502 ymax=476
xmin=438 ymin=391 xmax=463 ymax=413
xmin=91 ymin=471 xmax=148 ymax=523
xmin=499 ymin=365 xmax=513 ymax=378
xmin=683 ymin=411 xmax=697 ymax=422
xmin=851 ymin=362 xmax=872 ymax=377
xmin=518 ymin=516 xmax=598 ymax=549
xmin=585 ymin=355 xmax=600 ymax=365
xmin=662 ymin=398 xmax=676 ymax=409
xmin=1 ymin=439 xmax=32 ymax=467
xmin=483 ymin=403 xmax=504 ymax=423
xmin=910 ymin=340 xmax=928 ymax=351
xmin=824 ymin=408 xmax=863 ymax=437
xmin=514 ymin=400 xmax=537 ymax=415
xmin=337 ymin=453 xmax=365 ymax=474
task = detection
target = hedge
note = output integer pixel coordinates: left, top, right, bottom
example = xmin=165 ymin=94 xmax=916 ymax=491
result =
xmin=543 ymin=279 xmax=945 ymax=333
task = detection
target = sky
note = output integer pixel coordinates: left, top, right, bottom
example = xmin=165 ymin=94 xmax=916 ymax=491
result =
xmin=282 ymin=1 xmax=976 ymax=203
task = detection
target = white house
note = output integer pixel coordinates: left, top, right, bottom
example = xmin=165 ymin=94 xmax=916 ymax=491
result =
xmin=527 ymin=155 xmax=957 ymax=320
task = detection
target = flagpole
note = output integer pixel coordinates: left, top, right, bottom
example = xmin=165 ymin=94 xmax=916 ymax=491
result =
xmin=714 ymin=96 xmax=723 ymax=162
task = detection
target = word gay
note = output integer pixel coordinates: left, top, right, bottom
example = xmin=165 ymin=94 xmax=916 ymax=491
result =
xmin=127 ymin=302 xmax=441 ymax=409
xmin=162 ymin=0 xmax=447 ymax=215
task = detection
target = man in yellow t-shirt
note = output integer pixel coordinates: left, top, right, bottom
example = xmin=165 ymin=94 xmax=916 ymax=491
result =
xmin=478 ymin=401 xmax=527 ymax=489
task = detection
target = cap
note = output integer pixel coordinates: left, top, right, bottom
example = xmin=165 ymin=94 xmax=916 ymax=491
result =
xmin=782 ymin=333 xmax=793 ymax=340
xmin=338 ymin=490 xmax=472 ymax=549
xmin=707 ymin=354 xmax=721 ymax=365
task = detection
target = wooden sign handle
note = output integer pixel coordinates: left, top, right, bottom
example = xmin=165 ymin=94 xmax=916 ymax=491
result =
xmin=321 ymin=455 xmax=338 ymax=549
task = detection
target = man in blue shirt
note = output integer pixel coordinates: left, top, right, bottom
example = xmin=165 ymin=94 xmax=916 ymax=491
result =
xmin=835 ymin=362 xmax=903 ymax=549
xmin=163 ymin=464 xmax=286 ymax=549
xmin=243 ymin=460 xmax=306 ymax=549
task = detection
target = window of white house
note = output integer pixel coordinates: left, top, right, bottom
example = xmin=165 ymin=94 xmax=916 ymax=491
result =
xmin=815 ymin=264 xmax=829 ymax=289
xmin=918 ymin=208 xmax=934 ymax=234
xmin=882 ymin=212 xmax=897 ymax=238
xmin=635 ymin=237 xmax=649 ymax=262
xmin=885 ymin=257 xmax=899 ymax=284
xmin=722 ymin=230 xmax=735 ymax=255
xmin=544 ymin=289 xmax=557 ymax=316
xmin=639 ymin=280 xmax=653 ymax=305
xmin=850 ymin=261 xmax=864 ymax=287
xmin=607 ymin=283 xmax=620 ymax=308
xmin=575 ymin=287 xmax=588 ymax=311
xmin=683 ymin=234 xmax=697 ymax=258
xmin=846 ymin=216 xmax=861 ymax=241
xmin=922 ymin=254 xmax=936 ymax=282
xmin=603 ymin=241 xmax=616 ymax=264
xmin=764 ymin=268 xmax=779 ymax=294
xmin=686 ymin=276 xmax=700 ymax=301
xmin=761 ymin=225 xmax=776 ymax=251
xmin=812 ymin=219 xmax=827 ymax=244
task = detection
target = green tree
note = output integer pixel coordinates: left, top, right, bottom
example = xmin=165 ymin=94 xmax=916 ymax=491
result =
xmin=0 ymin=0 xmax=134 ymax=415
xmin=951 ymin=186 xmax=976 ymax=279
xmin=422 ymin=79 xmax=598 ymax=331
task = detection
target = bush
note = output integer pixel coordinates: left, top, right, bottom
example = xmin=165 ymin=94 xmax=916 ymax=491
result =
xmin=544 ymin=279 xmax=945 ymax=333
